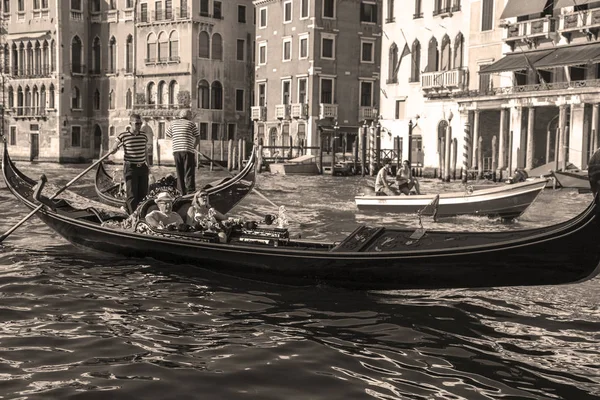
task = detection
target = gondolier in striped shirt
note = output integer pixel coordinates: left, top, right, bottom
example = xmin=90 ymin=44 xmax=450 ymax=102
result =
xmin=111 ymin=113 xmax=149 ymax=214
xmin=166 ymin=109 xmax=200 ymax=195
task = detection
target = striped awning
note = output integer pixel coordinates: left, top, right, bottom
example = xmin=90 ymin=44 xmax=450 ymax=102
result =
xmin=555 ymin=0 xmax=597 ymax=8
xmin=479 ymin=49 xmax=556 ymax=74
xmin=535 ymin=44 xmax=600 ymax=68
xmin=500 ymin=0 xmax=549 ymax=19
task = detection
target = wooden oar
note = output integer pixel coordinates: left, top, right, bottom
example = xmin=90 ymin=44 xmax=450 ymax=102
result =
xmin=195 ymin=149 xmax=280 ymax=209
xmin=0 ymin=148 xmax=118 ymax=243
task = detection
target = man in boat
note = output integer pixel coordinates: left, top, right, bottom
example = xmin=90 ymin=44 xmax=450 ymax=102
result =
xmin=145 ymin=191 xmax=185 ymax=230
xmin=111 ymin=114 xmax=150 ymax=214
xmin=166 ymin=109 xmax=201 ymax=195
xmin=396 ymin=160 xmax=421 ymax=195
xmin=186 ymin=190 xmax=227 ymax=230
xmin=375 ymin=158 xmax=397 ymax=196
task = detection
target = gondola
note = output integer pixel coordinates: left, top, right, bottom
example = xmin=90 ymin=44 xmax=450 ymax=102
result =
xmin=355 ymin=178 xmax=548 ymax=220
xmin=3 ymin=142 xmax=600 ymax=290
xmin=552 ymin=169 xmax=590 ymax=190
xmin=94 ymin=146 xmax=257 ymax=214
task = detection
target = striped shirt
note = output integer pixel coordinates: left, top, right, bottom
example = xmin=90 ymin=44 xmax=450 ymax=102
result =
xmin=166 ymin=119 xmax=200 ymax=153
xmin=117 ymin=131 xmax=148 ymax=163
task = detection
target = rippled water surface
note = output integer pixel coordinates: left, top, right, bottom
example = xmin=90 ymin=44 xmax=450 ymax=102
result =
xmin=0 ymin=161 xmax=599 ymax=399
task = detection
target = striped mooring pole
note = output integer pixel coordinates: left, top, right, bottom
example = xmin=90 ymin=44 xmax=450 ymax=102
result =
xmin=462 ymin=120 xmax=471 ymax=183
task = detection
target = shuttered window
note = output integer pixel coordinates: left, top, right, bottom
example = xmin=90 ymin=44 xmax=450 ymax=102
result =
xmin=481 ymin=0 xmax=493 ymax=31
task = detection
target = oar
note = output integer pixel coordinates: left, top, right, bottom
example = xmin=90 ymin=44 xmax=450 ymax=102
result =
xmin=195 ymin=149 xmax=280 ymax=209
xmin=0 ymin=148 xmax=118 ymax=243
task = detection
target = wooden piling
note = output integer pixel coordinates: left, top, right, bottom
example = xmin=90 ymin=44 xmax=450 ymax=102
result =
xmin=227 ymin=139 xmax=233 ymax=171
xmin=478 ymin=136 xmax=483 ymax=179
xmin=451 ymin=138 xmax=457 ymax=181
xmin=210 ymin=140 xmax=215 ymax=172
xmin=491 ymin=135 xmax=497 ymax=181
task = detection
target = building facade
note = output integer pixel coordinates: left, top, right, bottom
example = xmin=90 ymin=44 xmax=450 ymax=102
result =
xmin=251 ymin=0 xmax=382 ymax=157
xmin=1 ymin=0 xmax=255 ymax=163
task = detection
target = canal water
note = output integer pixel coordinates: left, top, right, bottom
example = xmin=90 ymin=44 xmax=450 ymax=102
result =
xmin=0 ymin=161 xmax=598 ymax=399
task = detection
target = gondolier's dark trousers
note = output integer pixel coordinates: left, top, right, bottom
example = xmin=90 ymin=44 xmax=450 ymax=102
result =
xmin=174 ymin=151 xmax=196 ymax=195
xmin=123 ymin=162 xmax=149 ymax=214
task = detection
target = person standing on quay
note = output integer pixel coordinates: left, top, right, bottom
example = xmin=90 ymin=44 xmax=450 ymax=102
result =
xmin=166 ymin=109 xmax=200 ymax=195
xmin=111 ymin=113 xmax=149 ymax=214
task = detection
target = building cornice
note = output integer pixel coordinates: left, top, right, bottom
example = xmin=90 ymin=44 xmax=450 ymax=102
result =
xmin=253 ymin=0 xmax=279 ymax=6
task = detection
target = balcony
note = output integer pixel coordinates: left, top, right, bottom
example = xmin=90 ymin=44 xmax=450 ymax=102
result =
xmin=11 ymin=106 xmax=47 ymax=119
xmin=275 ymin=104 xmax=291 ymax=120
xmin=290 ymin=103 xmax=308 ymax=119
xmin=139 ymin=7 xmax=189 ymax=24
xmin=503 ymin=17 xmax=555 ymax=43
xmin=319 ymin=104 xmax=338 ymax=119
xmin=359 ymin=106 xmax=377 ymax=121
xmin=558 ymin=8 xmax=600 ymax=36
xmin=251 ymin=106 xmax=266 ymax=121
xmin=421 ymin=68 xmax=467 ymax=92
xmin=70 ymin=10 xmax=83 ymax=21
xmin=107 ymin=9 xmax=118 ymax=23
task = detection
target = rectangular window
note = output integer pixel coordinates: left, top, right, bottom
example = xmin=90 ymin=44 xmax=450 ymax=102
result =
xmin=200 ymin=122 xmax=208 ymax=140
xmin=211 ymin=123 xmax=220 ymax=140
xmin=237 ymin=39 xmax=245 ymax=61
xmin=481 ymin=0 xmax=493 ymax=31
xmin=70 ymin=0 xmax=80 ymax=10
xmin=3 ymin=0 xmax=10 ymax=13
xmin=283 ymin=39 xmax=292 ymax=61
xmin=360 ymin=2 xmax=377 ymax=23
xmin=200 ymin=0 xmax=209 ymax=16
xmin=301 ymin=0 xmax=309 ymax=18
xmin=320 ymin=78 xmax=333 ymax=104
xmin=323 ymin=0 xmax=334 ymax=18
xmin=258 ymin=83 xmax=266 ymax=106
xmin=213 ymin=1 xmax=222 ymax=19
xmin=158 ymin=121 xmax=166 ymax=139
xmin=155 ymin=1 xmax=162 ymax=19
xmin=284 ymin=1 xmax=292 ymax=22
xmin=299 ymin=36 xmax=308 ymax=59
xmin=395 ymin=100 xmax=405 ymax=120
xmin=227 ymin=124 xmax=236 ymax=140
xmin=236 ymin=89 xmax=244 ymax=111
xmin=33 ymin=0 xmax=40 ymax=10
xmin=259 ymin=7 xmax=267 ymax=28
xmin=321 ymin=35 xmax=335 ymax=59
xmin=9 ymin=126 xmax=16 ymax=146
xmin=71 ymin=126 xmax=81 ymax=147
xmin=282 ymin=80 xmax=291 ymax=104
xmin=414 ymin=0 xmax=422 ymax=17
xmin=361 ymin=41 xmax=374 ymax=62
xmin=165 ymin=0 xmax=172 ymax=19
xmin=479 ymin=67 xmax=491 ymax=93
xmin=360 ymin=81 xmax=372 ymax=107
xmin=238 ymin=5 xmax=246 ymax=22
xmin=140 ymin=3 xmax=148 ymax=22
xmin=258 ymin=43 xmax=267 ymax=65
xmin=298 ymin=78 xmax=307 ymax=103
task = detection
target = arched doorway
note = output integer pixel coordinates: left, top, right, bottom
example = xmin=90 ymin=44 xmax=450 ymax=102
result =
xmin=93 ymin=124 xmax=102 ymax=159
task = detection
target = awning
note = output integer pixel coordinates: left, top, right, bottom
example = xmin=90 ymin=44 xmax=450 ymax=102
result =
xmin=6 ymin=30 xmax=51 ymax=42
xmin=500 ymin=0 xmax=549 ymax=19
xmin=535 ymin=44 xmax=600 ymax=68
xmin=319 ymin=126 xmax=360 ymax=135
xmin=479 ymin=49 xmax=556 ymax=74
xmin=555 ymin=0 xmax=597 ymax=8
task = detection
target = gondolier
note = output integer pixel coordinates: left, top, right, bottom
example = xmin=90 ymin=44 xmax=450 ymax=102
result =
xmin=166 ymin=109 xmax=200 ymax=195
xmin=111 ymin=113 xmax=149 ymax=214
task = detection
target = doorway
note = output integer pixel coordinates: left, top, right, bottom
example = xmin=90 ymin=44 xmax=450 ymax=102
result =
xmin=93 ymin=124 xmax=102 ymax=158
xmin=30 ymin=133 xmax=39 ymax=161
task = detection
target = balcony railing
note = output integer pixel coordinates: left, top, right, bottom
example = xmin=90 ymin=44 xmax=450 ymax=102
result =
xmin=275 ymin=104 xmax=291 ymax=120
xmin=290 ymin=103 xmax=308 ymax=119
xmin=421 ymin=68 xmax=467 ymax=91
xmin=70 ymin=10 xmax=83 ymax=21
xmin=558 ymin=8 xmax=600 ymax=33
xmin=12 ymin=64 xmax=51 ymax=77
xmin=319 ymin=103 xmax=338 ymax=119
xmin=138 ymin=7 xmax=190 ymax=23
xmin=11 ymin=106 xmax=47 ymax=118
xmin=251 ymin=106 xmax=267 ymax=121
xmin=359 ymin=106 xmax=377 ymax=121
xmin=503 ymin=16 xmax=555 ymax=42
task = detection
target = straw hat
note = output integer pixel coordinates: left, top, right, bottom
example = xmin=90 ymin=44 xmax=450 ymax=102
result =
xmin=156 ymin=191 xmax=174 ymax=202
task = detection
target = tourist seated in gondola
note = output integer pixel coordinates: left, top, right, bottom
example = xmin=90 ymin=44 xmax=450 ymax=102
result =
xmin=374 ymin=158 xmax=397 ymax=196
xmin=396 ymin=160 xmax=421 ymax=195
xmin=186 ymin=191 xmax=227 ymax=230
xmin=145 ymin=191 xmax=185 ymax=230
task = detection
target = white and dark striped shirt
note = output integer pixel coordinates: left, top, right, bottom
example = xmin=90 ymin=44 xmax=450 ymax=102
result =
xmin=117 ymin=131 xmax=148 ymax=163
xmin=166 ymin=119 xmax=200 ymax=153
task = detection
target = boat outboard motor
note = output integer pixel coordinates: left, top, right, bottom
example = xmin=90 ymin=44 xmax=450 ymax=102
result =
xmin=588 ymin=148 xmax=600 ymax=198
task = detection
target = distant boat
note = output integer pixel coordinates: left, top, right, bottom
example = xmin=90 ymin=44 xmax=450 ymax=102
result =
xmin=355 ymin=178 xmax=548 ymax=220
xmin=269 ymin=154 xmax=320 ymax=175
xmin=552 ymin=170 xmax=590 ymax=190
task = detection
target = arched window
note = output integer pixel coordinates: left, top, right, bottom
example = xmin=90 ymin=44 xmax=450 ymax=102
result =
xmin=454 ymin=32 xmax=464 ymax=69
xmin=126 ymin=88 xmax=132 ymax=109
xmin=212 ymin=33 xmax=222 ymax=60
xmin=147 ymin=81 xmax=156 ymax=104
xmin=410 ymin=40 xmax=420 ymax=82
xmin=42 ymin=40 xmax=49 ymax=74
xmin=110 ymin=126 xmax=115 ymax=136
xmin=109 ymin=90 xmax=115 ymax=109
xmin=427 ymin=37 xmax=438 ymax=72
xmin=269 ymin=127 xmax=277 ymax=147
xmin=169 ymin=31 xmax=179 ymax=60
xmin=71 ymin=35 xmax=83 ymax=73
xmin=157 ymin=80 xmax=167 ymax=105
xmin=198 ymin=80 xmax=209 ymax=109
xmin=34 ymin=41 xmax=41 ymax=75
xmin=92 ymin=0 xmax=100 ymax=12
xmin=7 ymin=86 xmax=13 ymax=108
xmin=50 ymin=39 xmax=56 ymax=72
xmin=440 ymin=34 xmax=451 ymax=71
xmin=109 ymin=36 xmax=117 ymax=73
xmin=147 ymin=32 xmax=157 ymax=62
xmin=49 ymin=84 xmax=55 ymax=109
xmin=126 ymin=35 xmax=134 ymax=72
xmin=198 ymin=31 xmax=210 ymax=58
xmin=3 ymin=44 xmax=9 ymax=74
xmin=92 ymin=37 xmax=101 ymax=74
xmin=158 ymin=31 xmax=168 ymax=61
xmin=211 ymin=81 xmax=223 ymax=109
xmin=17 ymin=86 xmax=23 ymax=115
xmin=18 ymin=43 xmax=24 ymax=76
xmin=94 ymin=89 xmax=100 ymax=110
xmin=72 ymin=86 xmax=81 ymax=109
xmin=40 ymin=85 xmax=46 ymax=112
xmin=26 ymin=42 xmax=33 ymax=75
xmin=32 ymin=85 xmax=39 ymax=114
xmin=437 ymin=120 xmax=448 ymax=154
xmin=11 ymin=44 xmax=18 ymax=75
xmin=388 ymin=43 xmax=398 ymax=83
xmin=24 ymin=86 xmax=31 ymax=114
xmin=169 ymin=80 xmax=178 ymax=105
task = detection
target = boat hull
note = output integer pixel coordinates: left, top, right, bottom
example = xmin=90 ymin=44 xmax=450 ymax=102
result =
xmin=355 ymin=179 xmax=547 ymax=219
xmin=552 ymin=170 xmax=590 ymax=190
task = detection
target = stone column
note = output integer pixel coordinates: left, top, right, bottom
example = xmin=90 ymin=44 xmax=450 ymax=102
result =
xmin=592 ymin=103 xmax=599 ymax=153
xmin=472 ymin=110 xmax=480 ymax=168
xmin=498 ymin=108 xmax=507 ymax=172
xmin=526 ymin=107 xmax=535 ymax=170
xmin=444 ymin=123 xmax=452 ymax=182
xmin=509 ymin=106 xmax=523 ymax=173
xmin=569 ymin=103 xmax=586 ymax=169
xmin=558 ymin=104 xmax=567 ymax=170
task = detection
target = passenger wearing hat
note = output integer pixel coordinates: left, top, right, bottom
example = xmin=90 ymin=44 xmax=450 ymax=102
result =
xmin=145 ymin=191 xmax=184 ymax=229
xmin=165 ymin=109 xmax=200 ymax=195
xmin=374 ymin=158 xmax=397 ymax=196
xmin=185 ymin=190 xmax=226 ymax=230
